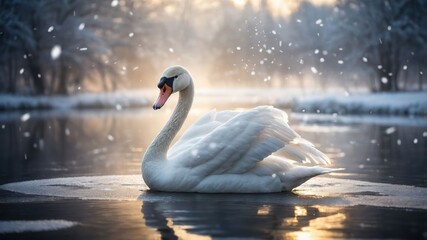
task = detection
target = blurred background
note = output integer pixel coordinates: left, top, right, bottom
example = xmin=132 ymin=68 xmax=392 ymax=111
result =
xmin=1 ymin=1 xmax=427 ymax=239
xmin=1 ymin=0 xmax=426 ymax=95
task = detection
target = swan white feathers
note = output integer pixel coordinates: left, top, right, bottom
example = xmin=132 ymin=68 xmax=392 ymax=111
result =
xmin=142 ymin=66 xmax=340 ymax=193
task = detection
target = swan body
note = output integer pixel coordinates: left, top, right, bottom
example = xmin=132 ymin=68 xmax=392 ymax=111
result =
xmin=142 ymin=66 xmax=338 ymax=193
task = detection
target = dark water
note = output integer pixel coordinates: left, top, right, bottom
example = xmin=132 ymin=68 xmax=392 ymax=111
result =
xmin=0 ymin=105 xmax=427 ymax=239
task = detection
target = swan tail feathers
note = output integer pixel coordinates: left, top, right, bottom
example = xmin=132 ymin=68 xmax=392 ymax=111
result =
xmin=280 ymin=138 xmax=330 ymax=165
xmin=280 ymin=166 xmax=343 ymax=191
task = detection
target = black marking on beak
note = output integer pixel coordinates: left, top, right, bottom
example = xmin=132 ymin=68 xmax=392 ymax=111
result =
xmin=153 ymin=104 xmax=161 ymax=110
xmin=157 ymin=75 xmax=178 ymax=90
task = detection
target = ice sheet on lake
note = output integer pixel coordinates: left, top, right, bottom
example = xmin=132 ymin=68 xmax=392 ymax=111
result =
xmin=1 ymin=175 xmax=143 ymax=201
xmin=292 ymin=112 xmax=427 ymax=126
xmin=0 ymin=91 xmax=148 ymax=111
xmin=1 ymin=175 xmax=426 ymax=209
xmin=0 ymin=220 xmax=78 ymax=234
xmin=288 ymin=92 xmax=427 ymax=116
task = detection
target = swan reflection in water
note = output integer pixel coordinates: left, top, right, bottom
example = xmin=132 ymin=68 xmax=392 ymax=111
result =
xmin=139 ymin=191 xmax=346 ymax=239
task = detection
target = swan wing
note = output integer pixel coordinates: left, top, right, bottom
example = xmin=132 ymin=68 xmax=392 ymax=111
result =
xmin=169 ymin=106 xmax=329 ymax=177
xmin=167 ymin=109 xmax=241 ymax=157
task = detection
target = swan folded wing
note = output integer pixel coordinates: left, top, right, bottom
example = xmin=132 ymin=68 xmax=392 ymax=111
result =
xmin=169 ymin=106 xmax=329 ymax=177
xmin=168 ymin=110 xmax=241 ymax=157
xmin=168 ymin=107 xmax=288 ymax=175
xmin=172 ymin=113 xmax=269 ymax=176
xmin=280 ymin=138 xmax=330 ymax=164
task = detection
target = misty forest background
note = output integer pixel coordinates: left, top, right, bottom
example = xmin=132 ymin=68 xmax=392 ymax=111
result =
xmin=1 ymin=0 xmax=426 ymax=96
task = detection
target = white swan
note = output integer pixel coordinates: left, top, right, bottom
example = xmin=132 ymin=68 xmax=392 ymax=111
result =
xmin=142 ymin=66 xmax=339 ymax=193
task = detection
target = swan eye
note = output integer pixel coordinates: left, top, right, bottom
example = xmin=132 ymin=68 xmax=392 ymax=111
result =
xmin=162 ymin=86 xmax=166 ymax=93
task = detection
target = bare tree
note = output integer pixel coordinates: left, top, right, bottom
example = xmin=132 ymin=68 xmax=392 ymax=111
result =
xmin=0 ymin=0 xmax=139 ymax=95
xmin=327 ymin=0 xmax=427 ymax=92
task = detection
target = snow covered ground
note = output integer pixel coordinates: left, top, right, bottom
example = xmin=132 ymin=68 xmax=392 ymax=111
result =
xmin=1 ymin=90 xmax=426 ymax=117
xmin=0 ymin=91 xmax=148 ymax=110
xmin=286 ymin=91 xmax=427 ymax=116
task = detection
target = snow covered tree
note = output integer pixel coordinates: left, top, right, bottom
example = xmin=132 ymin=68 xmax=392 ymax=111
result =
xmin=209 ymin=0 xmax=282 ymax=87
xmin=285 ymin=2 xmax=335 ymax=90
xmin=328 ymin=0 xmax=427 ymax=92
xmin=0 ymin=0 xmax=139 ymax=95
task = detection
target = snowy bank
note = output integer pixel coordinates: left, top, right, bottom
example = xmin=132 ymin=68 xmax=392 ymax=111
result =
xmin=0 ymin=91 xmax=148 ymax=111
xmin=288 ymin=92 xmax=427 ymax=116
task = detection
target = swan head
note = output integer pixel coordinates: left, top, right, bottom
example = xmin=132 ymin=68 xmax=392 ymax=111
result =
xmin=153 ymin=66 xmax=191 ymax=110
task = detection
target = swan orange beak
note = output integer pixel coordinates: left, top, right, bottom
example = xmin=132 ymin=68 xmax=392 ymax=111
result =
xmin=153 ymin=84 xmax=172 ymax=110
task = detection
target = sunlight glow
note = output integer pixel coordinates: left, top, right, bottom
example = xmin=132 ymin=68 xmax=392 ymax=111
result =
xmin=166 ymin=218 xmax=211 ymax=240
xmin=257 ymin=205 xmax=271 ymax=215
xmin=294 ymin=206 xmax=308 ymax=217
xmin=231 ymin=0 xmax=336 ymax=17
xmin=283 ymin=206 xmax=346 ymax=240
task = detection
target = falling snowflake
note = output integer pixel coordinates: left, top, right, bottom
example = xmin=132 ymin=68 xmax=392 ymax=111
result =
xmin=78 ymin=23 xmax=85 ymax=30
xmin=168 ymin=48 xmax=174 ymax=53
xmin=20 ymin=113 xmax=30 ymax=122
xmin=108 ymin=135 xmax=114 ymax=141
xmin=362 ymin=57 xmax=368 ymax=62
xmin=338 ymin=60 xmax=344 ymax=64
xmin=19 ymin=68 xmax=24 ymax=74
xmin=310 ymin=67 xmax=318 ymax=74
xmin=111 ymin=0 xmax=118 ymax=7
xmin=48 ymin=26 xmax=54 ymax=32
xmin=129 ymin=32 xmax=134 ymax=37
xmin=191 ymin=149 xmax=199 ymax=156
xmin=381 ymin=77 xmax=388 ymax=84
xmin=385 ymin=127 xmax=396 ymax=134
xmin=51 ymin=45 xmax=61 ymax=60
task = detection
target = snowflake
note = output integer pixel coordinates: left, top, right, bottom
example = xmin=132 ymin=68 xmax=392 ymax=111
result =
xmin=51 ymin=45 xmax=61 ymax=60
xmin=191 ymin=149 xmax=199 ymax=156
xmin=310 ymin=67 xmax=318 ymax=74
xmin=20 ymin=113 xmax=30 ymax=122
xmin=108 ymin=135 xmax=114 ymax=141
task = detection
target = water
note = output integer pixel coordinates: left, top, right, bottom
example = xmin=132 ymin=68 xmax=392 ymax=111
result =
xmin=0 ymin=104 xmax=426 ymax=239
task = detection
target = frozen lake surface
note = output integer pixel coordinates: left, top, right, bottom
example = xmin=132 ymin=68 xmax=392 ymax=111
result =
xmin=2 ymin=174 xmax=427 ymax=210
xmin=0 ymin=103 xmax=426 ymax=239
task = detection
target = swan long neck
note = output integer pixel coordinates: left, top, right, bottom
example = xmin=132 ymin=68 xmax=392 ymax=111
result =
xmin=146 ymin=80 xmax=194 ymax=159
